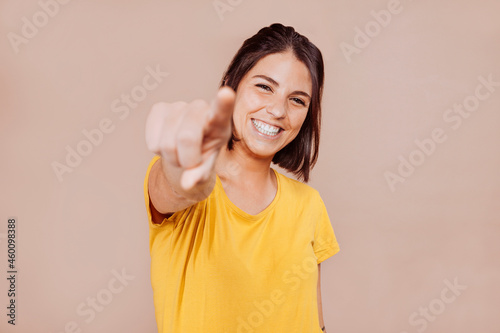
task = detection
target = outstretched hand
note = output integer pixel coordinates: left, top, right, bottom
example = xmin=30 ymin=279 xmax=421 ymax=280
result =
xmin=146 ymin=87 xmax=235 ymax=191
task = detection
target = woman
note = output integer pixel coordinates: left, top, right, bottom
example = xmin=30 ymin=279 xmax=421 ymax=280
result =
xmin=144 ymin=23 xmax=340 ymax=333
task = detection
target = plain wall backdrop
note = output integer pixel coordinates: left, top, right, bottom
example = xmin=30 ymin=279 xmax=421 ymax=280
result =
xmin=1 ymin=0 xmax=499 ymax=332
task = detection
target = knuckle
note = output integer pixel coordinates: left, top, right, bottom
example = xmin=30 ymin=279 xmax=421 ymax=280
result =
xmin=176 ymin=129 xmax=200 ymax=146
xmin=172 ymin=101 xmax=188 ymax=109
xmin=164 ymin=142 xmax=176 ymax=154
xmin=145 ymin=134 xmax=159 ymax=152
xmin=151 ymin=101 xmax=169 ymax=113
xmin=159 ymin=137 xmax=177 ymax=156
xmin=149 ymin=102 xmax=171 ymax=121
xmin=151 ymin=101 xmax=188 ymax=116
xmin=190 ymin=99 xmax=209 ymax=108
xmin=153 ymin=101 xmax=169 ymax=108
xmin=145 ymin=141 xmax=157 ymax=153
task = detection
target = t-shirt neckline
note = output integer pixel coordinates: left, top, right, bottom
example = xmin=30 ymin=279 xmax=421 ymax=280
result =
xmin=215 ymin=168 xmax=281 ymax=221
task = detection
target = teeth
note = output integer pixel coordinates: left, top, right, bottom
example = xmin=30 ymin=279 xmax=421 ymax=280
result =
xmin=252 ymin=119 xmax=281 ymax=136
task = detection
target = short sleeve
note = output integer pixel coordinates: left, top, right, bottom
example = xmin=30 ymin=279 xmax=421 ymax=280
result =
xmin=143 ymin=154 xmax=179 ymax=228
xmin=312 ymin=194 xmax=340 ymax=264
xmin=144 ymin=155 xmax=161 ymax=226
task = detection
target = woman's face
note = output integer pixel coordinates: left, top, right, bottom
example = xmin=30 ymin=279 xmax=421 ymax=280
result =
xmin=232 ymin=51 xmax=312 ymax=160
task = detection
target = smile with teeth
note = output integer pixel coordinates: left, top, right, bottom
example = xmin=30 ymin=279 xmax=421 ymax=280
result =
xmin=251 ymin=119 xmax=282 ymax=136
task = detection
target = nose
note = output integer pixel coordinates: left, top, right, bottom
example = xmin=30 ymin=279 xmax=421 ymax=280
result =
xmin=266 ymin=101 xmax=287 ymax=119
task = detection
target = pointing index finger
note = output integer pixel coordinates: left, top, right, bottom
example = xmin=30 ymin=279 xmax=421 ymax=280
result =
xmin=205 ymin=86 xmax=235 ymax=132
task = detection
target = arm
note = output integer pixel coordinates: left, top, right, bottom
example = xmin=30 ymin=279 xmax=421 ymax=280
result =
xmin=318 ymin=263 xmax=326 ymax=332
xmin=145 ymin=88 xmax=235 ymax=219
xmin=148 ymin=153 xmax=216 ymax=217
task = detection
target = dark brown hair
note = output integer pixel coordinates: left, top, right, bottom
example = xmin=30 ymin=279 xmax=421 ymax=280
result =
xmin=220 ymin=23 xmax=324 ymax=182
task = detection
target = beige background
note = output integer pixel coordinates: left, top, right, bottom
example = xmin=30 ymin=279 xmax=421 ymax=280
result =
xmin=1 ymin=0 xmax=499 ymax=332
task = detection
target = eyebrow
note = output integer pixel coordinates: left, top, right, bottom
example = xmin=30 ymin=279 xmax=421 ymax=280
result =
xmin=252 ymin=74 xmax=311 ymax=100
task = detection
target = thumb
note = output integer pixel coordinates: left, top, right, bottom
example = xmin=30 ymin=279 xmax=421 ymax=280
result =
xmin=180 ymin=150 xmax=218 ymax=191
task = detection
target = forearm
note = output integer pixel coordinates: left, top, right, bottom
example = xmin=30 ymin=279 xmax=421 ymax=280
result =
xmin=318 ymin=263 xmax=326 ymax=332
xmin=149 ymin=157 xmax=216 ymax=214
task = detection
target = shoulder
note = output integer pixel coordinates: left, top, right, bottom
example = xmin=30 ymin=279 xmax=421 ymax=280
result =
xmin=274 ymin=168 xmax=322 ymax=202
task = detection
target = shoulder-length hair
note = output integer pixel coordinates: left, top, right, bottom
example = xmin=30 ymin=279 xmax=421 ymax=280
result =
xmin=220 ymin=23 xmax=324 ymax=183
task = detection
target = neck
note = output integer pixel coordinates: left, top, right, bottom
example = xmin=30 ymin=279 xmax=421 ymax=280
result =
xmin=216 ymin=144 xmax=274 ymax=186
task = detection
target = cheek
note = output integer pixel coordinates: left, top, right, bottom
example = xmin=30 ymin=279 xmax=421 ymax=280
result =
xmin=232 ymin=94 xmax=252 ymax=130
xmin=240 ymin=90 xmax=263 ymax=111
xmin=290 ymin=111 xmax=308 ymax=132
xmin=234 ymin=91 xmax=262 ymax=122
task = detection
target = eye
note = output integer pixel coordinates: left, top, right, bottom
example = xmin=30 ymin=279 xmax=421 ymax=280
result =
xmin=256 ymin=84 xmax=272 ymax=92
xmin=291 ymin=97 xmax=306 ymax=106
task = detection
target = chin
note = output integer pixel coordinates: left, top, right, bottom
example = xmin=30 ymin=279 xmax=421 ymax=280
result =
xmin=244 ymin=137 xmax=289 ymax=159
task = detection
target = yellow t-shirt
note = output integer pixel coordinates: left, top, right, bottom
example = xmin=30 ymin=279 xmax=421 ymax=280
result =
xmin=144 ymin=155 xmax=340 ymax=333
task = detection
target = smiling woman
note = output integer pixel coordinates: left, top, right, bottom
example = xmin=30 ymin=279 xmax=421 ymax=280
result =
xmin=144 ymin=23 xmax=340 ymax=333
xmin=222 ymin=24 xmax=324 ymax=182
xmin=227 ymin=52 xmax=312 ymax=171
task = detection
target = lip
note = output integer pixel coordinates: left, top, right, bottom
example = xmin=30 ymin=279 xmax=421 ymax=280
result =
xmin=251 ymin=118 xmax=283 ymax=130
xmin=250 ymin=118 xmax=283 ymax=139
